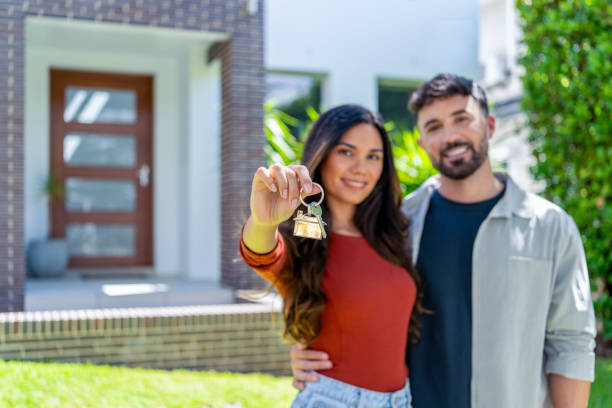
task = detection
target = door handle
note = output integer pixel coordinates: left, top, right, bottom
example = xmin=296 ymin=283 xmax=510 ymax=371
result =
xmin=139 ymin=164 xmax=150 ymax=187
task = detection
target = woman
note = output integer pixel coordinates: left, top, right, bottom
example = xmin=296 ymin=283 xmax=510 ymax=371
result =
xmin=240 ymin=105 xmax=422 ymax=407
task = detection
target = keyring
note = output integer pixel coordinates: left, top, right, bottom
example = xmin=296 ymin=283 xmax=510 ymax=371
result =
xmin=299 ymin=182 xmax=324 ymax=207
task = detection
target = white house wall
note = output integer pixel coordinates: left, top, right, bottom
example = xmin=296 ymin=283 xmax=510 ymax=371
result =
xmin=24 ymin=18 xmax=224 ymax=280
xmin=478 ymin=0 xmax=537 ymax=191
xmin=184 ymin=50 xmax=222 ymax=281
xmin=266 ymin=0 xmax=480 ymax=109
xmin=479 ymin=0 xmax=522 ymax=93
xmin=479 ymin=0 xmax=507 ymax=69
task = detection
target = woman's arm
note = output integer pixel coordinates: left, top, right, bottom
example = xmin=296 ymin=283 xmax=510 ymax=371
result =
xmin=242 ymin=215 xmax=280 ymax=254
xmin=239 ymin=226 xmax=287 ymax=289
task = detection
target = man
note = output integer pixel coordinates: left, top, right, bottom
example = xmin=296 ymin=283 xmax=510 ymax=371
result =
xmin=290 ymin=74 xmax=596 ymax=407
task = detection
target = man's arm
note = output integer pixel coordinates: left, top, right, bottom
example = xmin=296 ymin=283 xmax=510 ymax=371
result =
xmin=548 ymin=374 xmax=590 ymax=408
xmin=290 ymin=343 xmax=333 ymax=390
xmin=544 ymin=216 xmax=596 ymax=403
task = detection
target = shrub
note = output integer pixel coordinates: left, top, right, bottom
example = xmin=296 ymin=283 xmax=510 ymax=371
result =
xmin=517 ymin=0 xmax=612 ymax=337
xmin=263 ymin=101 xmax=315 ymax=166
xmin=386 ymin=123 xmax=438 ymax=195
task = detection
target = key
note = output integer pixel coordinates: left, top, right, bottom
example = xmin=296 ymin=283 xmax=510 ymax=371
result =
xmin=309 ymin=202 xmax=327 ymax=239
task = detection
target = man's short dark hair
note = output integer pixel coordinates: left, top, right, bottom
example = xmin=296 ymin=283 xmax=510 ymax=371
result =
xmin=408 ymin=73 xmax=489 ymax=120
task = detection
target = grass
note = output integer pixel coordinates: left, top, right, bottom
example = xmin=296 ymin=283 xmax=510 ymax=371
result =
xmin=0 ymin=359 xmax=610 ymax=407
xmin=0 ymin=360 xmax=297 ymax=408
xmin=591 ymin=358 xmax=612 ymax=408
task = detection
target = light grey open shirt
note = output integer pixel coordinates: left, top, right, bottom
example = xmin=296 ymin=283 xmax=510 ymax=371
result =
xmin=402 ymin=173 xmax=596 ymax=408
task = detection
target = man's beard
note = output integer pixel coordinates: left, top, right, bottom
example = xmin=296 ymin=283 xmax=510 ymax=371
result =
xmin=431 ymin=130 xmax=489 ymax=180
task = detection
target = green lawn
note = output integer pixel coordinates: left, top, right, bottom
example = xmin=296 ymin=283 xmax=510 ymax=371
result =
xmin=0 ymin=359 xmax=610 ymax=407
xmin=0 ymin=360 xmax=297 ymax=408
xmin=591 ymin=358 xmax=612 ymax=408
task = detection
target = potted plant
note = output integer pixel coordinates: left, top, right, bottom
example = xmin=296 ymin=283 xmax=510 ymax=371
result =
xmin=27 ymin=174 xmax=69 ymax=277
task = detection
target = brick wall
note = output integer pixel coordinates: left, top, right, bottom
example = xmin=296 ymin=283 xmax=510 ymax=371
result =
xmin=0 ymin=304 xmax=291 ymax=375
xmin=0 ymin=0 xmax=266 ymax=312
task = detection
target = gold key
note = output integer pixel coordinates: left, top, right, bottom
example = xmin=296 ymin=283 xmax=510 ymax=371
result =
xmin=293 ymin=182 xmax=327 ymax=240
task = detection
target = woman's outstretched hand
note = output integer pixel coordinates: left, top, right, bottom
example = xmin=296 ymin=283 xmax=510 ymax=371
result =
xmin=250 ymin=164 xmax=320 ymax=227
xmin=243 ymin=164 xmax=321 ymax=254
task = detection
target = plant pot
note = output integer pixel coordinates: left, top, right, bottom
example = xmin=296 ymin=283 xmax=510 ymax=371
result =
xmin=27 ymin=239 xmax=69 ymax=277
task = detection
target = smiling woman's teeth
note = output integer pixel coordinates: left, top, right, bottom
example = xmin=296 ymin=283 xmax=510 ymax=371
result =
xmin=446 ymin=146 xmax=468 ymax=157
xmin=344 ymin=180 xmax=366 ymax=188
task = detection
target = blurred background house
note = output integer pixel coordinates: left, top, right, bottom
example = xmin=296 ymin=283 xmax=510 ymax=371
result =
xmin=2 ymin=0 xmax=608 ymax=380
xmin=7 ymin=0 xmax=266 ymax=312
xmin=266 ymin=0 xmax=479 ymax=133
xmin=479 ymin=0 xmax=541 ymax=192
xmin=1 ymin=0 xmax=481 ymax=313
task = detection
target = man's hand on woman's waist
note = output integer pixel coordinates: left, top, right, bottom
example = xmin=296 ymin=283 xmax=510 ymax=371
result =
xmin=290 ymin=343 xmax=333 ymax=390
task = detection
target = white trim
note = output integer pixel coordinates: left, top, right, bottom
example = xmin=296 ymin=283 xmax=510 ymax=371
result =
xmin=26 ymin=16 xmax=229 ymax=43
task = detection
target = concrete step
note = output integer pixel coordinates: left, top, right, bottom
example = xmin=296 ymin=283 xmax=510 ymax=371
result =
xmin=25 ymin=272 xmax=234 ymax=311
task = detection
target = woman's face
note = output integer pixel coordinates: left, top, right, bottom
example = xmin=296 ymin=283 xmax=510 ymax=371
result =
xmin=320 ymin=123 xmax=385 ymax=208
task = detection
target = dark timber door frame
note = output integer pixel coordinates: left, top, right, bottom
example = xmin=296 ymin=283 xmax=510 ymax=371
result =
xmin=50 ymin=69 xmax=153 ymax=267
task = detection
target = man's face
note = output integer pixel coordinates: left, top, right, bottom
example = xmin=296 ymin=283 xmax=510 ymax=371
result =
xmin=416 ymin=94 xmax=495 ymax=180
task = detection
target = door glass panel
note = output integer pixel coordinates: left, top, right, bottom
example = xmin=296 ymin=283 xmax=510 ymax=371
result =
xmin=64 ymin=133 xmax=136 ymax=168
xmin=66 ymin=178 xmax=136 ymax=212
xmin=64 ymin=87 xmax=137 ymax=124
xmin=67 ymin=224 xmax=135 ymax=257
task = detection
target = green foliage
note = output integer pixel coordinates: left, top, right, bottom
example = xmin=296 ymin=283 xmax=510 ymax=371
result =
xmin=1 ymin=359 xmax=611 ymax=407
xmin=263 ymin=101 xmax=314 ymax=166
xmin=592 ymin=359 xmax=612 ymax=408
xmin=387 ymin=123 xmax=438 ymax=195
xmin=0 ymin=360 xmax=296 ymax=407
xmin=263 ymin=105 xmax=436 ymax=195
xmin=517 ymin=0 xmax=612 ymax=337
xmin=43 ymin=173 xmax=64 ymax=199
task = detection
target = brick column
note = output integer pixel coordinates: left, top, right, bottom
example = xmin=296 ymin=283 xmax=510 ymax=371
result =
xmin=214 ymin=14 xmax=267 ymax=289
xmin=0 ymin=4 xmax=25 ymax=311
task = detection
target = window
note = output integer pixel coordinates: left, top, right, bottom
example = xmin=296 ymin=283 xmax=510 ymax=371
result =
xmin=266 ymin=72 xmax=322 ymax=125
xmin=378 ymin=80 xmax=417 ymax=132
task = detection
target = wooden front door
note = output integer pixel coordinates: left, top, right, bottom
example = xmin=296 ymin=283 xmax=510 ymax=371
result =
xmin=50 ymin=69 xmax=153 ymax=267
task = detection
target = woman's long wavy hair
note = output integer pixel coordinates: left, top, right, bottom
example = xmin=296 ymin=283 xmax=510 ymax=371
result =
xmin=277 ymin=104 xmax=424 ymax=345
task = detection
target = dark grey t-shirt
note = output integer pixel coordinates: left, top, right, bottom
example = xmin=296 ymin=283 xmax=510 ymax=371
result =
xmin=408 ymin=187 xmax=504 ymax=408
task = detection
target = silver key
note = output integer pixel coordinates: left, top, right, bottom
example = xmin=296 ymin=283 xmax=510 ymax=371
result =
xmin=309 ymin=203 xmax=327 ymax=239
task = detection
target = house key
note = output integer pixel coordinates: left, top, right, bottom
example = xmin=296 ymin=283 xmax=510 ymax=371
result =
xmin=308 ymin=201 xmax=327 ymax=239
xmin=292 ymin=182 xmax=327 ymax=240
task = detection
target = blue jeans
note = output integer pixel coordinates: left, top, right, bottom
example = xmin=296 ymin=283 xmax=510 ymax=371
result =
xmin=291 ymin=373 xmax=412 ymax=408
